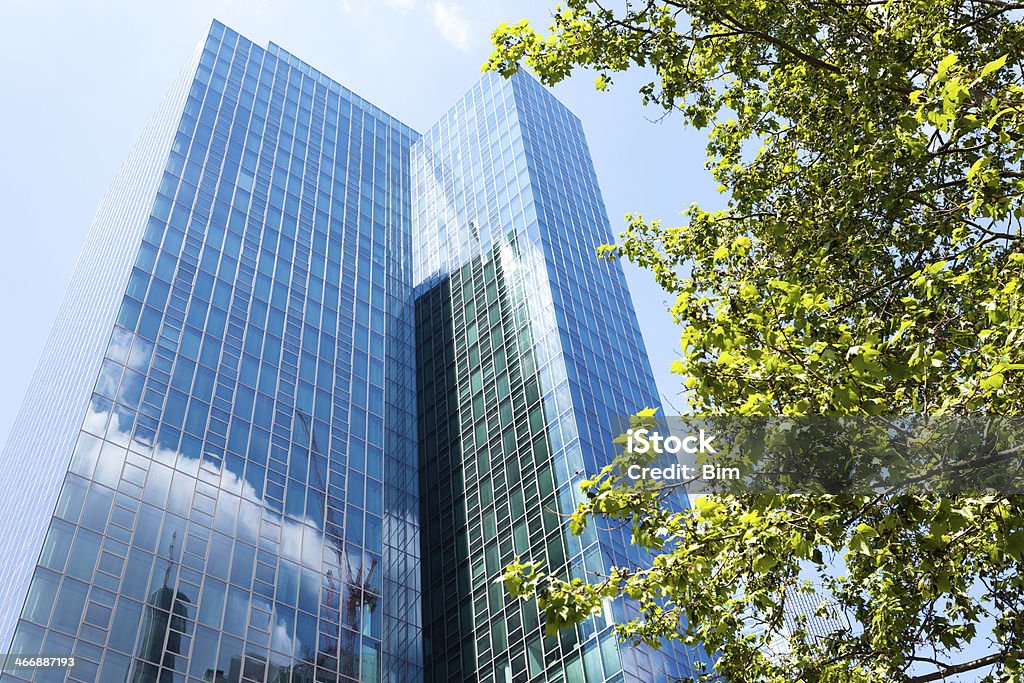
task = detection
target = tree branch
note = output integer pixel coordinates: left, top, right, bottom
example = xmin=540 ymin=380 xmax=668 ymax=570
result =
xmin=908 ymin=651 xmax=1012 ymax=683
xmin=713 ymin=8 xmax=843 ymax=74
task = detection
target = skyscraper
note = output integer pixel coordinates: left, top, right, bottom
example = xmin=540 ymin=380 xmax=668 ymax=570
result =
xmin=0 ymin=20 xmax=706 ymax=683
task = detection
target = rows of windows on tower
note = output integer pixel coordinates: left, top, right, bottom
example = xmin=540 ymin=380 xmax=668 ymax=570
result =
xmin=0 ymin=19 xmax=711 ymax=683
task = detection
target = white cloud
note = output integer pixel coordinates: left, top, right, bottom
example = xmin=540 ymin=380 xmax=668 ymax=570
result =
xmin=430 ymin=1 xmax=471 ymax=51
xmin=337 ymin=0 xmax=470 ymax=49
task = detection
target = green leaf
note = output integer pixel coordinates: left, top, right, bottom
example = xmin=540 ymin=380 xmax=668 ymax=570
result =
xmin=934 ymin=53 xmax=959 ymax=81
xmin=980 ymin=54 xmax=1007 ymax=79
xmin=980 ymin=373 xmax=1004 ymax=390
xmin=855 ymin=522 xmax=878 ymax=539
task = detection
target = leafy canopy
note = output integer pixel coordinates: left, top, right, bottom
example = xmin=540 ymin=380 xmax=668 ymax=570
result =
xmin=485 ymin=1 xmax=1024 ymax=681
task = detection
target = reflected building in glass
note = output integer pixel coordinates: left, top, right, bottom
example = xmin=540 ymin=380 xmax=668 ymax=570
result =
xmin=0 ymin=20 xmax=708 ymax=683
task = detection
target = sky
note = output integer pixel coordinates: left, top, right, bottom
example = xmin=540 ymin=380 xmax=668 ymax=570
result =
xmin=0 ymin=0 xmax=721 ymax=450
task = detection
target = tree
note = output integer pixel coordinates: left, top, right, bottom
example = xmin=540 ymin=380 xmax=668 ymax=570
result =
xmin=485 ymin=1 xmax=1024 ymax=681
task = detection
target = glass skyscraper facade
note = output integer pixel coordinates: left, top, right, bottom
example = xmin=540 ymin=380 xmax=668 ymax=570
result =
xmin=0 ymin=20 xmax=706 ymax=683
xmin=412 ymin=71 xmax=705 ymax=683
